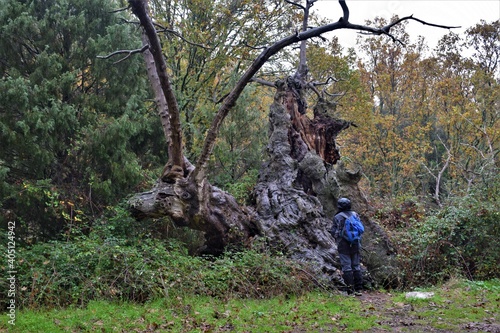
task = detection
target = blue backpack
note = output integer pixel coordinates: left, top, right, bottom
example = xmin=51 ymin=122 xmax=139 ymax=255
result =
xmin=339 ymin=212 xmax=364 ymax=244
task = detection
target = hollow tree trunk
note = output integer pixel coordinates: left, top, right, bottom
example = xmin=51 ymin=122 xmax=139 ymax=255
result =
xmin=254 ymin=76 xmax=399 ymax=286
xmin=252 ymin=78 xmax=341 ymax=282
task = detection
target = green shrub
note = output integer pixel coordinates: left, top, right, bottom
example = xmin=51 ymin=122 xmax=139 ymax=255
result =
xmin=8 ymin=229 xmax=318 ymax=310
xmin=12 ymin=237 xmax=197 ymax=309
xmin=393 ymin=179 xmax=500 ymax=287
xmin=198 ymin=249 xmax=316 ymax=299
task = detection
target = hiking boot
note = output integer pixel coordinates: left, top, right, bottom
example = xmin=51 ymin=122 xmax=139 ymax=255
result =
xmin=353 ymin=270 xmax=363 ymax=293
xmin=342 ymin=271 xmax=354 ymax=293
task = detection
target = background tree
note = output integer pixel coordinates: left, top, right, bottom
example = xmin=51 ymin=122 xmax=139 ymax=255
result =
xmin=0 ymin=0 xmax=161 ymax=241
xmin=347 ymin=18 xmax=498 ymax=208
xmin=427 ymin=20 xmax=499 ymax=203
xmin=355 ymin=17 xmax=435 ymax=199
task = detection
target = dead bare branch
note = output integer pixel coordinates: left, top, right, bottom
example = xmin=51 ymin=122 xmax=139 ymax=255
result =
xmin=250 ymin=77 xmax=277 ymax=88
xmin=323 ymin=91 xmax=344 ymax=98
xmin=97 ymin=44 xmax=149 ymax=64
xmin=307 ymin=82 xmax=322 ymax=97
xmin=110 ymin=6 xmax=130 ymax=13
xmin=153 ymin=22 xmax=211 ymax=50
xmin=358 ymin=15 xmax=461 ymax=46
xmin=310 ymin=76 xmax=342 ymax=87
xmin=387 ymin=15 xmax=461 ymax=32
xmin=419 ymin=135 xmax=452 ymax=207
xmin=119 ymin=18 xmax=140 ymax=25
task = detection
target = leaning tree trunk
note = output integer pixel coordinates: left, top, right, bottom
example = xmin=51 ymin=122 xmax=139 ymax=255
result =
xmin=129 ymin=174 xmax=258 ymax=255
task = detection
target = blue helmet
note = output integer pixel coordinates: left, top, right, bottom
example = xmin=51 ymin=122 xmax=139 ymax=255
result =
xmin=337 ymin=197 xmax=351 ymax=211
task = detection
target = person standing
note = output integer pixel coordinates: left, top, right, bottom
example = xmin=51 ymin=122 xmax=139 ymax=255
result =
xmin=330 ymin=197 xmax=364 ymax=296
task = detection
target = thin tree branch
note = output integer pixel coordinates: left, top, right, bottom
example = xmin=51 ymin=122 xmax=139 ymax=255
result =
xmin=250 ymin=77 xmax=277 ymax=88
xmin=358 ymin=15 xmax=461 ymax=46
xmin=153 ymin=22 xmax=211 ymax=49
xmin=110 ymin=6 xmax=130 ymax=13
xmin=307 ymin=82 xmax=322 ymax=98
xmin=97 ymin=44 xmax=149 ymax=64
xmin=323 ymin=91 xmax=344 ymax=98
xmin=284 ymin=0 xmax=305 ymax=11
xmin=120 ymin=18 xmax=140 ymax=25
xmin=387 ymin=15 xmax=461 ymax=32
xmin=419 ymin=135 xmax=452 ymax=208
xmin=310 ymin=76 xmax=342 ymax=86
xmin=243 ymin=42 xmax=267 ymax=50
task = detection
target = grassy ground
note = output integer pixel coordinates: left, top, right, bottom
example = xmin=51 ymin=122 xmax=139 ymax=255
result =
xmin=2 ymin=279 xmax=499 ymax=332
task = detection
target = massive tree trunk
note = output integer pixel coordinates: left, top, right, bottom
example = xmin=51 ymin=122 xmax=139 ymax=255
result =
xmin=251 ymin=78 xmax=397 ymax=285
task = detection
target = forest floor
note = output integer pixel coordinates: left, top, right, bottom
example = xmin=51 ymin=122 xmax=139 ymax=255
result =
xmin=353 ymin=288 xmax=500 ymax=333
xmin=3 ymin=279 xmax=500 ymax=332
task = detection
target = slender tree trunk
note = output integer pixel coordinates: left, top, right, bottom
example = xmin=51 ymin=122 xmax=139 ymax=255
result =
xmin=141 ymin=32 xmax=171 ymax=153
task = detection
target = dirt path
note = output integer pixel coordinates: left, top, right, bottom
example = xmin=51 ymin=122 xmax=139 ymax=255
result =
xmin=356 ymin=291 xmax=500 ymax=333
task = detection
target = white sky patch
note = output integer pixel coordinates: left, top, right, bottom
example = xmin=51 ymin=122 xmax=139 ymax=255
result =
xmin=312 ymin=0 xmax=500 ymax=50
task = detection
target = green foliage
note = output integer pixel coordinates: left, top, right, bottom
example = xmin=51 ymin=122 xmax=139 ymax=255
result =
xmin=389 ymin=175 xmax=500 ymax=286
xmin=0 ymin=0 xmax=165 ymax=241
xmin=6 ymin=215 xmax=318 ymax=310
xmin=222 ymin=169 xmax=260 ymax=204
xmin=198 ymin=248 xmax=315 ymax=299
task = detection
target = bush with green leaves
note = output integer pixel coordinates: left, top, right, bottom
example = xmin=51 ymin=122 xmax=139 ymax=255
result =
xmin=394 ymin=176 xmax=500 ymax=286
xmin=12 ymin=236 xmax=192 ymax=309
xmin=198 ymin=249 xmax=316 ymax=299
xmin=7 ymin=222 xmax=319 ymax=310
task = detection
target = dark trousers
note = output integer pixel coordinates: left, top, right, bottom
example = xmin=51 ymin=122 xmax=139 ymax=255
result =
xmin=339 ymin=251 xmax=363 ymax=292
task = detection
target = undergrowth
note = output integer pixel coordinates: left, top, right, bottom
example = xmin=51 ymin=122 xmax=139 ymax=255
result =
xmin=377 ymin=176 xmax=500 ymax=288
xmin=3 ymin=233 xmax=318 ymax=310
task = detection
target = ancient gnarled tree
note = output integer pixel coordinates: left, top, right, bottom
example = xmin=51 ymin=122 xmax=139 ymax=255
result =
xmin=120 ymin=0 xmax=457 ymax=286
